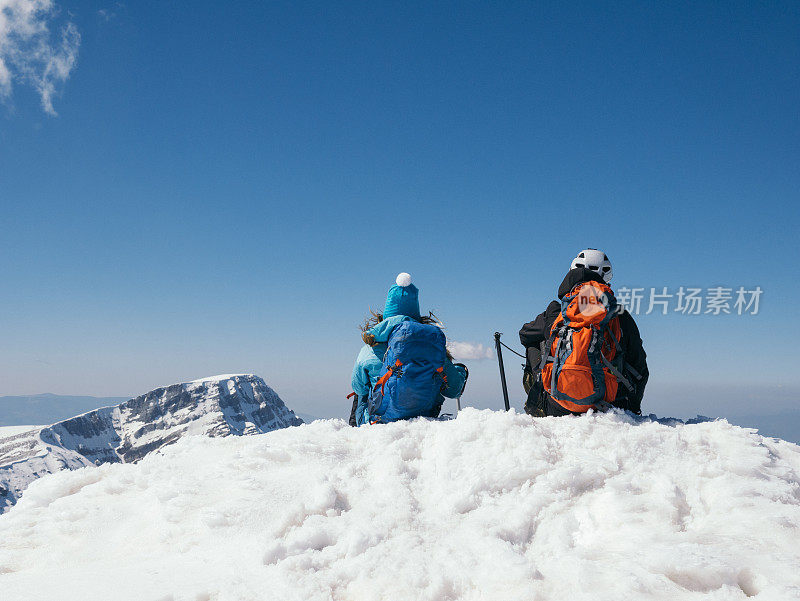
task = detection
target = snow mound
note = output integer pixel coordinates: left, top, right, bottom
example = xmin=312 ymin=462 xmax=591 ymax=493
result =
xmin=1 ymin=410 xmax=799 ymax=600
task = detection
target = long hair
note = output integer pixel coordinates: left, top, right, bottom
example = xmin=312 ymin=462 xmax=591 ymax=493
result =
xmin=360 ymin=309 xmax=384 ymax=346
xmin=360 ymin=310 xmax=453 ymax=360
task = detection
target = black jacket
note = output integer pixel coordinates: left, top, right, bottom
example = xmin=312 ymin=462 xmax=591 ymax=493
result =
xmin=519 ymin=268 xmax=649 ymax=415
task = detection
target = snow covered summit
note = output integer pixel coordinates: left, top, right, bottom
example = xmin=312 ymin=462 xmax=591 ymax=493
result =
xmin=1 ymin=409 xmax=798 ymax=600
xmin=0 ymin=374 xmax=301 ymax=512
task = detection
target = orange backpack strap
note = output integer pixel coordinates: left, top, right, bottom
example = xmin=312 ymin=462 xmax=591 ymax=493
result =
xmin=436 ymin=366 xmax=447 ymax=388
xmin=375 ymin=359 xmax=403 ymax=394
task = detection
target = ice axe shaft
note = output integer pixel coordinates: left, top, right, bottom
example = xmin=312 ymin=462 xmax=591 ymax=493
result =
xmin=494 ymin=332 xmax=511 ymax=411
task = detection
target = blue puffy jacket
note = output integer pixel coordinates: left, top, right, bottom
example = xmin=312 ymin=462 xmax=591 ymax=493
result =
xmin=351 ymin=315 xmax=467 ymax=423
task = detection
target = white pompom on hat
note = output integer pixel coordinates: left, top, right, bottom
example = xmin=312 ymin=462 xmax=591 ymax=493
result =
xmin=396 ymin=272 xmax=412 ymax=287
xmin=384 ymin=272 xmax=420 ymax=319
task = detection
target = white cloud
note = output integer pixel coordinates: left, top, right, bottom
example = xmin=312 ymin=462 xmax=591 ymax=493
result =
xmin=0 ymin=0 xmax=80 ymax=115
xmin=447 ymin=341 xmax=495 ymax=362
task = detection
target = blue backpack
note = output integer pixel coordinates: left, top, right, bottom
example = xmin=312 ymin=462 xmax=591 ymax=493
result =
xmin=367 ymin=320 xmax=448 ymax=423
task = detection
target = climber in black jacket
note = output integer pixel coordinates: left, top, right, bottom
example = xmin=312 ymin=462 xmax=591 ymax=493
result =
xmin=519 ymin=249 xmax=649 ymax=417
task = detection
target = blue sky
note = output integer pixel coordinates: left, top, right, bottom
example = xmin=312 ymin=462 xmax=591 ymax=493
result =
xmin=1 ymin=1 xmax=798 ymax=420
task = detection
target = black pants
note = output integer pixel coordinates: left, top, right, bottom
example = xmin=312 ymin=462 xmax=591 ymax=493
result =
xmin=348 ymin=395 xmax=364 ymax=427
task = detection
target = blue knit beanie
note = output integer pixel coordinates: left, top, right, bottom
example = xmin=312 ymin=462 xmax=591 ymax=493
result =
xmin=383 ymin=273 xmax=420 ymax=320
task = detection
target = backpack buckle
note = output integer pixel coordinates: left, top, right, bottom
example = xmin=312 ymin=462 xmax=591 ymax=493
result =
xmin=375 ymin=359 xmax=403 ymax=394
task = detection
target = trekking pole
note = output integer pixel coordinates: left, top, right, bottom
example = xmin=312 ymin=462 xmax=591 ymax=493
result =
xmin=494 ymin=332 xmax=511 ymax=411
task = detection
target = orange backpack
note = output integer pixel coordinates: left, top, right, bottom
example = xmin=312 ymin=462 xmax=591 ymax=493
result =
xmin=540 ymin=280 xmax=632 ymax=413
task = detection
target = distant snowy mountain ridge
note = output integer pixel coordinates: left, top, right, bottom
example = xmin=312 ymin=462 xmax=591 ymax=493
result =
xmin=0 ymin=374 xmax=301 ymax=512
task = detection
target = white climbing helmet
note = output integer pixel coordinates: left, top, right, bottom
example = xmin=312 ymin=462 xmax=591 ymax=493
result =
xmin=570 ymin=249 xmax=613 ymax=283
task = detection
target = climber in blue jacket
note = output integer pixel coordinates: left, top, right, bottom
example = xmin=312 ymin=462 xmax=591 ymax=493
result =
xmin=349 ymin=273 xmax=467 ymax=426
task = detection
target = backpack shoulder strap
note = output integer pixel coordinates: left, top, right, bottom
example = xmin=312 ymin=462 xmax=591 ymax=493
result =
xmin=538 ymin=324 xmax=562 ymax=371
xmin=607 ymin=312 xmax=643 ymax=383
xmin=599 ymin=352 xmax=634 ymax=392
